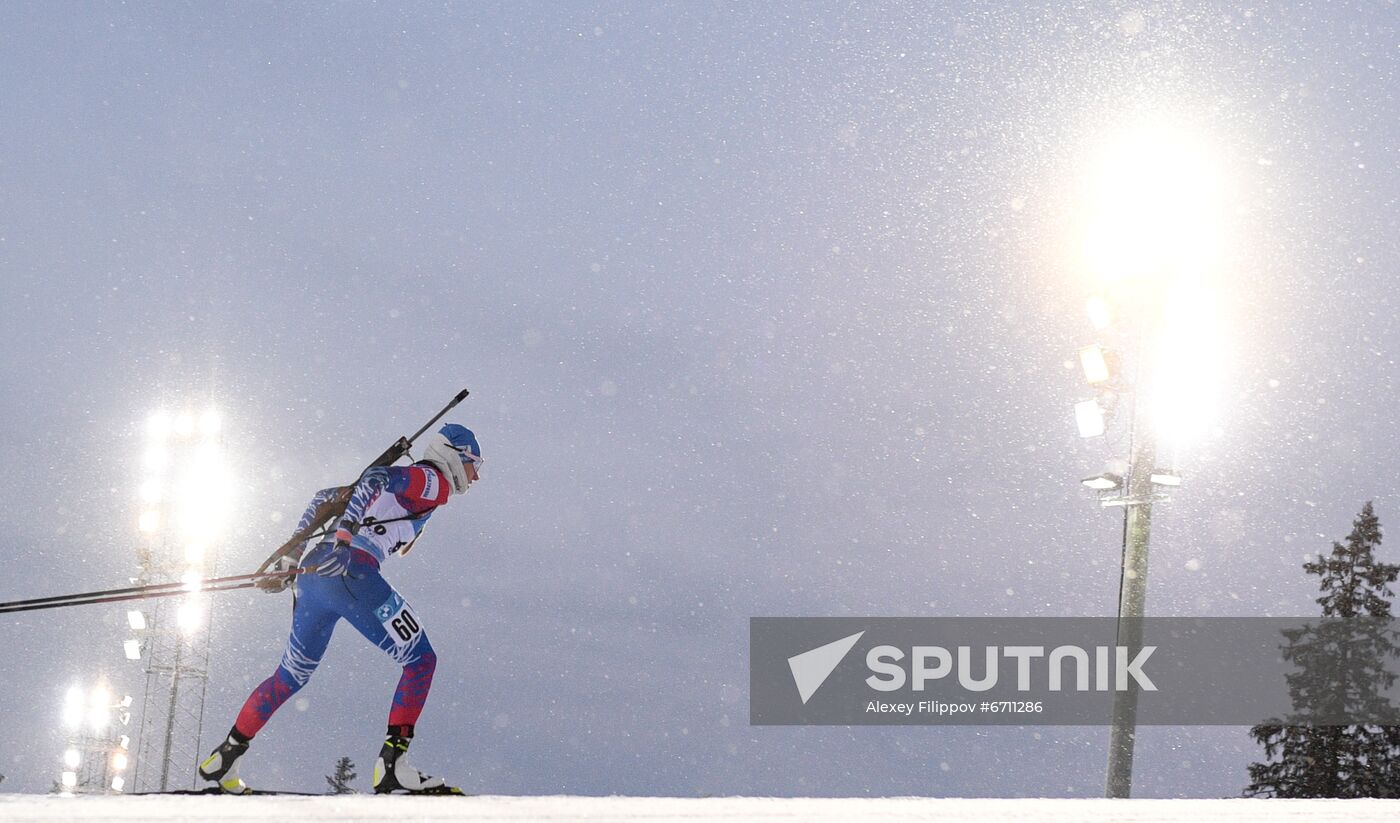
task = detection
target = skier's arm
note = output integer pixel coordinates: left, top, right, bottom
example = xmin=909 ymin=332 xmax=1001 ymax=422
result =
xmin=332 ymin=468 xmax=392 ymax=544
xmin=316 ymin=470 xmax=392 ymax=577
xmin=293 ymin=487 xmax=349 ymax=538
xmin=258 ymin=485 xmax=351 ymax=591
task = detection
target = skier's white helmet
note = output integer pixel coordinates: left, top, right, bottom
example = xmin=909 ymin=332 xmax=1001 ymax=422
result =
xmin=421 ymin=423 xmax=482 ymax=495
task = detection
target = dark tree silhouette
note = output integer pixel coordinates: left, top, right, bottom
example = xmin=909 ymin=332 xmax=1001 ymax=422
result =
xmin=1246 ymin=502 xmax=1400 ymax=797
xmin=325 ymin=755 xmax=358 ymax=794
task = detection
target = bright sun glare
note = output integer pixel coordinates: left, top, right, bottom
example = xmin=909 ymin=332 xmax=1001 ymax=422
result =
xmin=1076 ymin=117 xmax=1233 ymax=450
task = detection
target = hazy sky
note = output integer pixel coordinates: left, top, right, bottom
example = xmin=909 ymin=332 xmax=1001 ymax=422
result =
xmin=2 ymin=1 xmax=1399 ymax=798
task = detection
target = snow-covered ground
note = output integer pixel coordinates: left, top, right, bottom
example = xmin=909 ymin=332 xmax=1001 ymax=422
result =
xmin=1 ymin=795 xmax=1397 ymax=823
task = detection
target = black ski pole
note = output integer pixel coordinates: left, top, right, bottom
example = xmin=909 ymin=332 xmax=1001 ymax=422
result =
xmin=0 ymin=582 xmax=257 ymax=614
xmin=0 ymin=569 xmax=311 ymax=615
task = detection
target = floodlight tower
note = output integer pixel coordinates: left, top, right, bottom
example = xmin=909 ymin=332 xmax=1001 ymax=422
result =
xmin=57 ymin=683 xmax=133 ymax=793
xmin=127 ymin=409 xmax=232 ymax=792
xmin=1070 ymin=123 xmax=1225 ymax=798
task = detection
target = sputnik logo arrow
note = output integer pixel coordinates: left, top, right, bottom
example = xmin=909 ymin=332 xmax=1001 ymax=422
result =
xmin=787 ymin=631 xmax=865 ymax=704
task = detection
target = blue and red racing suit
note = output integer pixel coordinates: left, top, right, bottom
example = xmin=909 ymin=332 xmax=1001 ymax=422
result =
xmin=232 ymin=464 xmax=451 ymax=739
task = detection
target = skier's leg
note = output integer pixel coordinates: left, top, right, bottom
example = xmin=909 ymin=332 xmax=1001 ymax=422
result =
xmin=338 ymin=568 xmax=437 ymax=732
xmin=202 ymin=578 xmax=340 ymax=792
xmin=232 ymin=581 xmax=340 ymax=738
xmin=389 ymin=638 xmax=437 ymax=732
xmin=337 ymin=564 xmax=456 ymax=793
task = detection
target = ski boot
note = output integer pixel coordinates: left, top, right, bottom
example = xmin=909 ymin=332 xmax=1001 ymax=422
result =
xmin=198 ymin=727 xmax=252 ymax=794
xmin=372 ymin=729 xmax=463 ymax=795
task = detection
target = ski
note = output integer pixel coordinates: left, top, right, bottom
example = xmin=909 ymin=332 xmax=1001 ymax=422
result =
xmin=375 ymin=785 xmax=469 ymax=796
xmin=131 ymin=787 xmax=324 ymax=796
xmin=131 ymin=786 xmax=470 ymax=796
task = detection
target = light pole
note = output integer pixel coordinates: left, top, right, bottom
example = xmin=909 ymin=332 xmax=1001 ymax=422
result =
xmin=128 ymin=408 xmax=231 ymax=792
xmin=1075 ymin=303 xmax=1171 ymax=799
xmin=57 ymin=684 xmax=133 ymax=793
xmin=1069 ymin=120 xmax=1227 ymax=798
xmin=1104 ymin=424 xmax=1155 ymax=798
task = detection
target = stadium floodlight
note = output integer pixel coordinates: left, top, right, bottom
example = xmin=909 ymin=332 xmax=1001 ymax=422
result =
xmin=134 ymin=402 xmax=233 ymax=787
xmin=1079 ymin=121 xmax=1226 ymax=285
xmin=194 ymin=441 xmax=223 ymax=470
xmin=146 ymin=411 xmax=172 ymax=441
xmin=119 ymin=735 xmax=130 ymax=750
xmin=119 ymin=694 xmax=133 ymax=708
xmin=127 ymin=610 xmax=146 ymax=631
xmin=199 ymin=408 xmax=222 ymax=436
xmin=1074 ymin=399 xmax=1107 ymax=438
xmin=61 ymin=771 xmax=77 ymax=789
xmin=177 ymin=598 xmax=205 ymax=634
xmin=62 ymin=686 xmax=85 ymax=728
xmin=89 ymin=687 xmax=112 ymax=731
xmin=1079 ymin=345 xmax=1111 ymax=385
xmin=142 ymin=445 xmax=170 ymax=474
xmin=112 ymin=751 xmax=129 ymax=771
xmin=1081 ymin=473 xmax=1123 ymax=492
xmin=63 ymin=749 xmax=80 ymax=769
xmin=174 ymin=442 xmax=232 ymax=540
xmin=111 ymin=776 xmax=125 ymax=792
xmin=138 ymin=479 xmax=162 ymax=505
xmin=1150 ymin=281 xmax=1223 ymax=448
xmin=1086 ymin=296 xmax=1112 ymax=330
xmin=1073 ymin=119 xmax=1229 ymax=801
xmin=137 ymin=511 xmax=160 ymax=534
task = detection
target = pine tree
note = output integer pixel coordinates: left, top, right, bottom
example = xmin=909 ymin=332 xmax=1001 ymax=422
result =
xmin=325 ymin=755 xmax=357 ymax=794
xmin=1245 ymin=502 xmax=1400 ymax=797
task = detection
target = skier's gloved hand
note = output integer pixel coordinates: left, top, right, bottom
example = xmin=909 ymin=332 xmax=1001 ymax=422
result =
xmin=317 ymin=540 xmax=352 ymax=577
xmin=256 ymin=556 xmax=298 ymax=593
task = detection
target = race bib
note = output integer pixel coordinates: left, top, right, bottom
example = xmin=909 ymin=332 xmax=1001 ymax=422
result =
xmin=375 ymin=592 xmax=424 ymax=646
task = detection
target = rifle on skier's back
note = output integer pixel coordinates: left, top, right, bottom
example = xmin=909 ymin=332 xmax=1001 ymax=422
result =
xmin=252 ymin=387 xmax=470 ymax=577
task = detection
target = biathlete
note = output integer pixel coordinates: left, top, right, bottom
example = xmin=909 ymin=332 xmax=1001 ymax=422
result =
xmin=198 ymin=423 xmax=482 ymax=794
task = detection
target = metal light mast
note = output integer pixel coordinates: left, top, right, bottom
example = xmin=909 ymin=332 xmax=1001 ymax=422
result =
xmin=126 ymin=409 xmax=231 ymax=792
xmin=1073 ymin=313 xmax=1177 ymax=799
xmin=1069 ymin=121 xmax=1226 ymax=798
xmin=57 ymin=684 xmax=133 ymax=794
